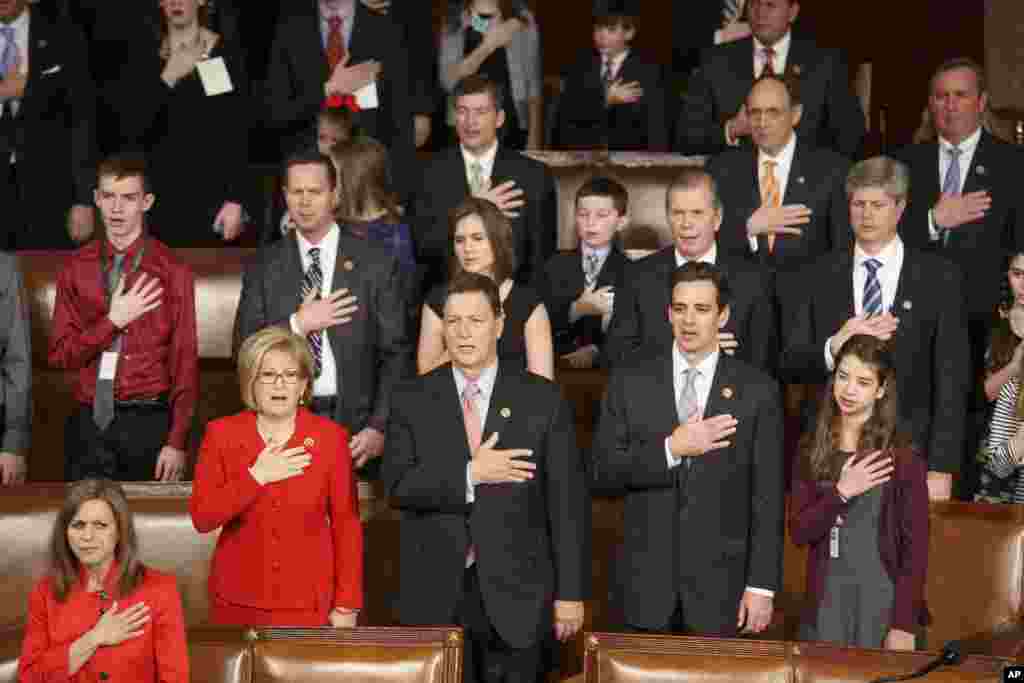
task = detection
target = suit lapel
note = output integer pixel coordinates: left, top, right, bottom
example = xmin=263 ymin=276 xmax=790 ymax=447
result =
xmin=783 ymin=143 xmax=810 ymax=206
xmin=836 ymin=248 xmax=856 ymax=319
xmin=346 ymin=2 xmax=371 ymax=63
xmin=657 ymin=352 xmax=680 ymax=430
xmin=481 ymin=363 xmax=512 ymax=439
xmin=326 ymin=233 xmax=355 ymax=369
xmin=703 ymin=354 xmax=736 ymax=424
xmin=921 ymin=142 xmax=942 ymax=200
xmin=437 ymin=366 xmax=475 ymax=463
xmin=596 ymin=247 xmax=626 ymax=288
xmin=891 ymin=246 xmax=915 ymax=315
xmin=785 ymin=37 xmax=810 ymax=79
xmin=301 ymin=6 xmax=330 ymax=84
xmin=962 ymin=132 xmax=992 ymax=196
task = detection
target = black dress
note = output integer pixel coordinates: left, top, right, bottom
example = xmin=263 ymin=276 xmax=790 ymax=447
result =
xmin=114 ymin=36 xmax=248 ymax=247
xmin=427 ymin=282 xmax=541 ymax=370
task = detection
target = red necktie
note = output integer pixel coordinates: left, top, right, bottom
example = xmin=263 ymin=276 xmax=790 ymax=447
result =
xmin=761 ymin=47 xmax=777 ymax=77
xmin=326 ymin=16 xmax=347 ymax=72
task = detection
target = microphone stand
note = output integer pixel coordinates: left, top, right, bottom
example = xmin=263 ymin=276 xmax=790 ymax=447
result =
xmin=868 ymin=641 xmax=963 ymax=683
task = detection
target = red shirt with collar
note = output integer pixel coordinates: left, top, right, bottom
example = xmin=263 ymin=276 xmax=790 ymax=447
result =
xmin=190 ymin=408 xmax=363 ymax=617
xmin=48 ymin=235 xmax=199 ymax=451
xmin=19 ymin=562 xmax=189 ymax=683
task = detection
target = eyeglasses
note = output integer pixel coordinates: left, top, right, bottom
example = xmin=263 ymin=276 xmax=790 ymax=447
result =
xmin=257 ymin=370 xmax=303 ymax=385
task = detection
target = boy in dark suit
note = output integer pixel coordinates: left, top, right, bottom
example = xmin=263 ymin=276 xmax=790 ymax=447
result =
xmin=539 ymin=176 xmax=629 ymax=370
xmin=555 ymin=0 xmax=667 ymax=151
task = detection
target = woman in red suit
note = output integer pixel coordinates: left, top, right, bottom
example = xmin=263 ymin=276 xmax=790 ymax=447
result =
xmin=19 ymin=479 xmax=189 ymax=682
xmin=191 ymin=327 xmax=363 ymax=626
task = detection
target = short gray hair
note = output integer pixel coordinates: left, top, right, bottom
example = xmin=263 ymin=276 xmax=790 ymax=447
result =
xmin=665 ymin=168 xmax=722 ymax=214
xmin=845 ymin=156 xmax=910 ymax=202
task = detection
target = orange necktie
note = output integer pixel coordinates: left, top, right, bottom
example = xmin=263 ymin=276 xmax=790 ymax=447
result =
xmin=326 ymin=16 xmax=347 ymax=73
xmin=761 ymin=160 xmax=781 ymax=253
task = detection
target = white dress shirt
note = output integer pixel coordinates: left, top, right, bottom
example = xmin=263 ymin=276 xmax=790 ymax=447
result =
xmin=753 ymin=31 xmax=791 ymax=77
xmin=289 ymin=224 xmax=341 ymax=397
xmin=749 ymin=133 xmax=798 ymax=252
xmin=824 ymin=236 xmax=905 ymax=370
xmin=662 ymin=343 xmax=774 ymax=598
xmin=461 ymin=141 xmax=499 ymax=190
xmin=0 ymin=9 xmax=28 ymax=115
xmin=927 ymin=126 xmax=983 ymax=241
xmin=459 ymin=361 xmax=498 ymax=502
xmin=674 ymin=242 xmax=718 ymax=267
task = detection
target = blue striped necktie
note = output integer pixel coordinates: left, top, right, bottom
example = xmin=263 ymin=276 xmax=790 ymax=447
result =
xmin=862 ymin=258 xmax=883 ymax=316
xmin=301 ymin=247 xmax=324 ymax=377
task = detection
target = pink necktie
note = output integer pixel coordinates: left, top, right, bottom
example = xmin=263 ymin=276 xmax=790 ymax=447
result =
xmin=462 ymin=380 xmax=482 ymax=453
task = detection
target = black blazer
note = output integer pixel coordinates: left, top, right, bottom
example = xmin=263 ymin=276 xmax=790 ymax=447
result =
xmin=263 ymin=1 xmax=414 ymax=195
xmin=233 ymin=231 xmax=413 ymax=433
xmin=383 ymin=363 xmax=590 ymax=649
xmin=555 ymin=49 xmax=668 ymax=152
xmin=538 ymin=246 xmax=628 ymax=360
xmin=604 ymin=247 xmax=778 ymax=374
xmin=780 ymin=246 xmax=970 ymax=473
xmin=707 ymin=140 xmax=853 ymax=272
xmin=676 ymin=35 xmax=864 ymax=159
xmin=894 ymin=132 xmax=1024 ymax=320
xmin=592 ymin=351 xmax=784 ymax=633
xmin=0 ymin=8 xmax=95 ymax=249
xmin=411 ymin=145 xmax=558 ymax=294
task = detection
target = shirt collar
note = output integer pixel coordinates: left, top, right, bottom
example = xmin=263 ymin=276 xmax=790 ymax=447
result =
xmin=675 ymin=242 xmax=717 ymax=267
xmin=453 ymin=361 xmax=499 ymax=398
xmin=938 ymin=125 xmax=982 ymax=155
xmin=854 ymin=234 xmax=903 ymax=268
xmin=758 ymin=131 xmax=797 ymax=166
xmin=296 ymin=223 xmax=340 ymax=256
xmin=3 ymin=8 xmax=29 ymax=34
xmin=460 ymin=141 xmax=500 ymax=172
xmin=105 ymin=231 xmax=146 ymax=259
xmin=753 ymin=30 xmax=791 ymax=57
xmin=672 ymin=341 xmax=720 ymax=378
xmin=582 ymin=243 xmax=612 ymax=260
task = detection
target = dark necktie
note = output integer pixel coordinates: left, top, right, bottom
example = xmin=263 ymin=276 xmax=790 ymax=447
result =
xmin=302 ymin=247 xmax=324 ymax=378
xmin=862 ymin=258 xmax=883 ymax=316
xmin=93 ymin=253 xmax=125 ymax=430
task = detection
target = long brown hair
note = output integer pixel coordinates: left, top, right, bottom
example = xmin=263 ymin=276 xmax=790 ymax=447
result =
xmin=447 ymin=197 xmax=516 ymax=283
xmin=49 ymin=479 xmax=145 ymax=602
xmin=800 ymin=335 xmax=910 ymax=481
xmin=331 ymin=138 xmax=402 ymax=225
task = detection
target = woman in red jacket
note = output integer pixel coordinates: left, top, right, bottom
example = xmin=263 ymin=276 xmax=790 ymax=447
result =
xmin=790 ymin=334 xmax=929 ymax=650
xmin=191 ymin=327 xmax=363 ymax=626
xmin=19 ymin=478 xmax=189 ymax=682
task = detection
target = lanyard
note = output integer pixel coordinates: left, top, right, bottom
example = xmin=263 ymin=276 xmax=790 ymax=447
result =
xmin=100 ymin=238 xmax=147 ymax=310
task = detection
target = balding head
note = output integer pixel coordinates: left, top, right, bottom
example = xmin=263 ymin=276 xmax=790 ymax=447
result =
xmin=747 ymin=76 xmax=802 ymax=156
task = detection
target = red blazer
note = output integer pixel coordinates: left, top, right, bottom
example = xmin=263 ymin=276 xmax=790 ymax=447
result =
xmin=790 ymin=447 xmax=930 ymax=633
xmin=19 ymin=563 xmax=188 ymax=683
xmin=191 ymin=408 xmax=363 ymax=615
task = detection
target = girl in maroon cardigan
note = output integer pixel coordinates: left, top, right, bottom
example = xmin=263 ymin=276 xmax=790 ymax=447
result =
xmin=791 ymin=334 xmax=929 ymax=650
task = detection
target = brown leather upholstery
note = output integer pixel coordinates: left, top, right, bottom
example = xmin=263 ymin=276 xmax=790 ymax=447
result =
xmin=581 ymin=633 xmax=1008 ymax=683
xmin=189 ymin=627 xmax=254 ymax=683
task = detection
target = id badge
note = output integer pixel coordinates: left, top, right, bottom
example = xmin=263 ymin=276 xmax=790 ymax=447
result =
xmin=99 ymin=352 xmax=119 ymax=380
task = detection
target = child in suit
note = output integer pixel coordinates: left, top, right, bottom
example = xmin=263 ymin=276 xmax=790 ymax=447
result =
xmin=539 ymin=176 xmax=630 ymax=369
xmin=555 ymin=0 xmax=668 ymax=151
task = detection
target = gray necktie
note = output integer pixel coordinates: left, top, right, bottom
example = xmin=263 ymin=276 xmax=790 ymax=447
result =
xmin=0 ymin=26 xmax=15 ymax=77
xmin=468 ymin=160 xmax=485 ymax=194
xmin=677 ymin=368 xmax=700 ymax=470
xmin=584 ymin=252 xmax=600 ymax=288
xmin=93 ymin=253 xmax=125 ymax=431
xmin=301 ymin=247 xmax=324 ymax=378
xmin=940 ymin=146 xmax=962 ymax=247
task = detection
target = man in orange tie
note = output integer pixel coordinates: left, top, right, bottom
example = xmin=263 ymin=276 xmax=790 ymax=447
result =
xmin=384 ymin=272 xmax=589 ymax=683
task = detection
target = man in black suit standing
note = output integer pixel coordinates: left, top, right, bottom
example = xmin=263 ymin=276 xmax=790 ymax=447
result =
xmin=677 ymin=0 xmax=864 ymax=159
xmin=263 ymin=0 xmax=414 ymax=195
xmin=894 ymin=58 xmax=1024 ymax=389
xmin=781 ymin=157 xmax=969 ymax=501
xmin=234 ymin=150 xmax=412 ymax=473
xmin=605 ymin=168 xmax=778 ymax=374
xmin=594 ymin=261 xmax=783 ymax=636
xmin=412 ymin=74 xmax=558 ymax=295
xmin=0 ymin=0 xmax=95 ymax=249
xmin=384 ymin=271 xmax=589 ymax=683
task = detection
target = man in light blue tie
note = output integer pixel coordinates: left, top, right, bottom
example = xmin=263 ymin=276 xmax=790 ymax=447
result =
xmin=781 ymin=156 xmax=970 ymax=501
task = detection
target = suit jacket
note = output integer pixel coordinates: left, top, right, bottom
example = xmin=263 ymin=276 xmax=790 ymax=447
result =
xmin=779 ymin=247 xmax=970 ymax=473
xmin=676 ymin=35 xmax=864 ymax=159
xmin=0 ymin=8 xmax=95 ymax=249
xmin=555 ymin=49 xmax=668 ymax=152
xmin=233 ymin=231 xmax=413 ymax=434
xmin=0 ymin=253 xmax=30 ymax=455
xmin=591 ymin=351 xmax=784 ymax=633
xmin=263 ymin=1 xmax=414 ymax=196
xmin=411 ymin=145 xmax=558 ymax=294
xmin=383 ymin=363 xmax=590 ymax=649
xmin=605 ymin=247 xmax=778 ymax=374
xmin=191 ymin=409 xmax=363 ymax=614
xmin=538 ymin=245 xmax=628 ymax=360
xmin=707 ymin=140 xmax=853 ymax=272
xmin=894 ymin=132 xmax=1024 ymax=320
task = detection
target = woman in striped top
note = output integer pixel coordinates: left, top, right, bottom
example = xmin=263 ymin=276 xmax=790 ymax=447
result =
xmin=977 ymin=252 xmax=1024 ymax=503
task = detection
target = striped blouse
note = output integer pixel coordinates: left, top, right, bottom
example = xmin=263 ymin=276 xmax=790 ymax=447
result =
xmin=984 ymin=376 xmax=1024 ymax=503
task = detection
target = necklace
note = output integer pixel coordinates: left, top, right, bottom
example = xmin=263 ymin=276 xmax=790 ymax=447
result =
xmin=256 ymin=415 xmax=295 ymax=445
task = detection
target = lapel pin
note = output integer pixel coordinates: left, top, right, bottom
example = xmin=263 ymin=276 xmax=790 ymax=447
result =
xmin=791 ymin=64 xmax=802 ymax=76
xmin=500 ymin=407 xmax=511 ymax=418
xmin=797 ymin=176 xmax=806 ymax=184
xmin=343 ymin=259 xmax=354 ymax=271
xmin=976 ymin=165 xmax=987 ymax=176
xmin=38 ymin=40 xmax=47 ymax=48
xmin=902 ymin=300 xmax=912 ymax=311
xmin=304 ymin=437 xmax=315 ymax=448
xmin=722 ymin=387 xmax=734 ymax=399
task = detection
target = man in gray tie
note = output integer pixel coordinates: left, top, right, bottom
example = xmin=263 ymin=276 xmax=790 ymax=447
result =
xmin=894 ymin=59 xmax=1024 ymax=462
xmin=593 ymin=261 xmax=784 ymax=636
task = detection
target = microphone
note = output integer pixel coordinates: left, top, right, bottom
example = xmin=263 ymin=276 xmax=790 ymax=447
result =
xmin=868 ymin=641 xmax=963 ymax=683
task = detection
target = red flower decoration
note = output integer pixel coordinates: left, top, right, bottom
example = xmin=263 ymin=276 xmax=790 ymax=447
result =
xmin=324 ymin=94 xmax=361 ymax=112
